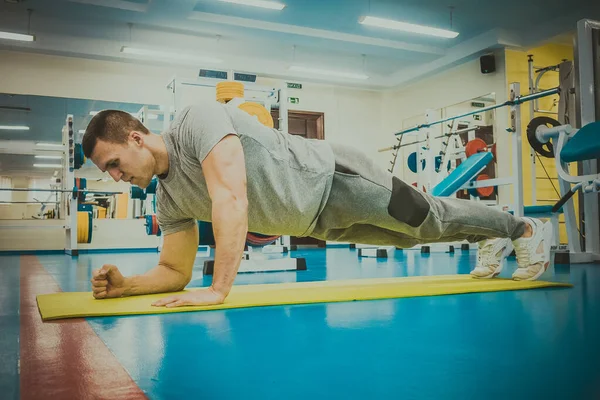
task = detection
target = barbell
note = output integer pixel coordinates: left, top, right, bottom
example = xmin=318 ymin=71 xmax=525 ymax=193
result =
xmin=466 ymin=174 xmax=496 ymax=198
xmin=0 ymin=187 xmax=122 ymax=196
xmin=464 ymin=138 xmax=497 ymax=161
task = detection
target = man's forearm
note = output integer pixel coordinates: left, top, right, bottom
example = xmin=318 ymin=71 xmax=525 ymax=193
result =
xmin=123 ymin=264 xmax=190 ymax=296
xmin=211 ymin=198 xmax=248 ymax=297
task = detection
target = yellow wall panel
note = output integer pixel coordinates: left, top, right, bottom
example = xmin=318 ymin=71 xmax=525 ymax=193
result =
xmin=505 ymin=44 xmax=576 ymax=244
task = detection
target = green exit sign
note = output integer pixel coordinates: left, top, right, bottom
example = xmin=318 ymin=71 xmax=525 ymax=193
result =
xmin=287 ymin=82 xmax=303 ymax=89
xmin=471 ymin=102 xmax=486 ymax=107
xmin=288 ymin=97 xmax=300 ymax=104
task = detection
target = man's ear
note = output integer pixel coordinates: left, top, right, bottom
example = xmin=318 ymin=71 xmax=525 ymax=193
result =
xmin=130 ymin=131 xmax=144 ymax=147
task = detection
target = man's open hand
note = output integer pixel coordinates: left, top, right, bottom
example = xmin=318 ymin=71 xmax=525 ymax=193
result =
xmin=151 ymin=286 xmax=226 ymax=308
xmin=91 ymin=264 xmax=126 ymax=299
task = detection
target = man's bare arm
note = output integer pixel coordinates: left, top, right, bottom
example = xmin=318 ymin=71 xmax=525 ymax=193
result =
xmin=91 ymin=224 xmax=198 ymax=299
xmin=202 ymin=134 xmax=248 ymax=298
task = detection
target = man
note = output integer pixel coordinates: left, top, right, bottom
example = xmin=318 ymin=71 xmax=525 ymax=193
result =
xmin=83 ymin=101 xmax=552 ymax=308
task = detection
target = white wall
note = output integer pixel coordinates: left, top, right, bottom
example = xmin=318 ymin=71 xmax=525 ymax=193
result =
xmin=0 ymin=49 xmax=385 ymax=150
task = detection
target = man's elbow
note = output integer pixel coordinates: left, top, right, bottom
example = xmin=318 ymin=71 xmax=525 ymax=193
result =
xmin=160 ymin=263 xmax=192 ymax=291
xmin=174 ymin=272 xmax=192 ymax=291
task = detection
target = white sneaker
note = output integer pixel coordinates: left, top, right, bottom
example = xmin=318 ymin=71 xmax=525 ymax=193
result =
xmin=470 ymin=237 xmax=513 ymax=279
xmin=512 ymin=218 xmax=553 ymax=281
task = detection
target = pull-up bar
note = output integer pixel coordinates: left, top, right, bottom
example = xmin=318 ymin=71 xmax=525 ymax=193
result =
xmin=395 ymin=87 xmax=560 ymax=136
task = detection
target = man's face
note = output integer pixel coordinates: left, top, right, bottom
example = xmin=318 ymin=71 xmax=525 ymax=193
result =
xmin=90 ymin=133 xmax=154 ymax=188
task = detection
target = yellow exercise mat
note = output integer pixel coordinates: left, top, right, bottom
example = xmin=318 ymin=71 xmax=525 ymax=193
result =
xmin=37 ymin=275 xmax=572 ymax=321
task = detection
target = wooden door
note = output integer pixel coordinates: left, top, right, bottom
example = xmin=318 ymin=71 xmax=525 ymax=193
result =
xmin=271 ymin=110 xmax=324 ymax=139
xmin=271 ymin=109 xmax=326 ymax=247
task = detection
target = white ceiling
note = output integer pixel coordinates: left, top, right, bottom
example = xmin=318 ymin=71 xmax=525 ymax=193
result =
xmin=0 ymin=0 xmax=598 ymax=89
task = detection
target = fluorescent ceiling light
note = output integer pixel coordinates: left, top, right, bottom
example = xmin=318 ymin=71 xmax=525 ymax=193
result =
xmin=34 ymin=164 xmax=62 ymax=168
xmin=359 ymin=16 xmax=459 ymax=39
xmin=36 ymin=142 xmax=63 ymax=147
xmin=89 ymin=111 xmax=99 ymax=116
xmin=288 ymin=66 xmax=369 ymax=80
xmin=0 ymin=31 xmax=35 ymax=42
xmin=218 ymin=0 xmax=285 ymax=10
xmin=120 ymin=46 xmax=223 ymax=64
xmin=35 ymin=155 xmax=62 ymax=159
xmin=0 ymin=125 xmax=29 ymax=130
xmin=79 ymin=129 xmax=86 ymax=134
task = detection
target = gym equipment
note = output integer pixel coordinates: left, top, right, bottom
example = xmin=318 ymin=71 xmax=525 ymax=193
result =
xmin=216 ymin=81 xmax=245 ymax=103
xmin=203 ymin=256 xmax=305 ymax=275
xmin=529 ymin=117 xmax=600 ymax=262
xmin=434 ymin=155 xmax=451 ymax=172
xmin=565 ymin=18 xmax=600 ymax=263
xmin=143 ymin=219 xmax=299 ymax=274
xmin=130 ymin=185 xmax=146 ymax=201
xmin=431 ymin=152 xmax=493 ymax=197
xmin=527 ymin=116 xmax=558 ymax=158
xmin=526 ymin=55 xmax=566 ymax=204
xmin=406 ymin=151 xmax=451 ymax=174
xmin=215 ymin=81 xmax=276 ymax=129
xmin=464 ymin=138 xmax=497 ymax=162
xmin=145 ymin=178 xmax=158 ymax=195
xmin=394 ymin=87 xmax=560 ymax=137
xmin=0 ymin=187 xmax=122 ymax=196
xmin=238 ymin=102 xmax=275 ymax=128
xmin=145 ymin=214 xmax=160 ymax=236
xmin=246 ymin=232 xmax=280 ymax=247
xmin=560 ymin=122 xmax=600 ymax=163
xmin=195 ymin=220 xmax=298 ymax=275
xmin=464 ymin=138 xmax=487 ymax=158
xmin=167 ymin=74 xmax=286 ymax=136
xmin=74 ymin=143 xmax=86 ymax=169
xmin=76 ymin=211 xmax=92 ymax=244
xmin=528 ymin=54 xmax=562 ymax=115
xmin=385 ymin=82 xmax=562 ymax=218
xmin=466 ymin=174 xmax=495 ymax=198
xmin=407 ymin=151 xmax=425 ymax=173
xmin=197 ymin=220 xmax=215 ymax=246
xmin=356 ymin=245 xmax=395 ymax=258
xmin=36 ymin=274 xmax=571 ymax=321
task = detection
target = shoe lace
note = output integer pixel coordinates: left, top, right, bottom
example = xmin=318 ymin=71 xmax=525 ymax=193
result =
xmin=515 ymin=243 xmax=531 ymax=267
xmin=477 ymin=241 xmax=498 ymax=267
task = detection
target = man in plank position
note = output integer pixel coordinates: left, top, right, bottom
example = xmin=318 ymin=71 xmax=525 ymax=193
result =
xmin=83 ymin=101 xmax=552 ymax=307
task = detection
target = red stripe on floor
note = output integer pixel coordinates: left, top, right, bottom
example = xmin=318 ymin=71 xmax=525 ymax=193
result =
xmin=20 ymin=255 xmax=147 ymax=400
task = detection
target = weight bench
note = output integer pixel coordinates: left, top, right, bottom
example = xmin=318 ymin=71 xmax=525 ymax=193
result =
xmin=431 ymin=152 xmax=494 ymax=197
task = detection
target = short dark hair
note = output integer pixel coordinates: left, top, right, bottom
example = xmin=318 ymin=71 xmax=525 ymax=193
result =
xmin=82 ymin=110 xmax=150 ymax=158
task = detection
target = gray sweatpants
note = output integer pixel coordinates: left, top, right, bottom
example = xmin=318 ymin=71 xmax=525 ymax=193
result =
xmin=310 ymin=143 xmax=526 ymax=247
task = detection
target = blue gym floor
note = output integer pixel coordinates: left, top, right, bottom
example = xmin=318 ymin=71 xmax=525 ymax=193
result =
xmin=3 ymin=247 xmax=600 ymax=399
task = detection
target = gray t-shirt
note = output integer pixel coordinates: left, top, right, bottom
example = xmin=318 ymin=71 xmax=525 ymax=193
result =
xmin=155 ymin=101 xmax=335 ymax=237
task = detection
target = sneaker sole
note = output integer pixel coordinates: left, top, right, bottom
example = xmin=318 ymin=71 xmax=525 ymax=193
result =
xmin=471 ymin=241 xmax=513 ymax=279
xmin=471 ymin=267 xmax=502 ymax=279
xmin=513 ymin=221 xmax=553 ymax=281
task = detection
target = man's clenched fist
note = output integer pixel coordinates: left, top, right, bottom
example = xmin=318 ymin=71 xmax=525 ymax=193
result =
xmin=91 ymin=264 xmax=126 ymax=299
